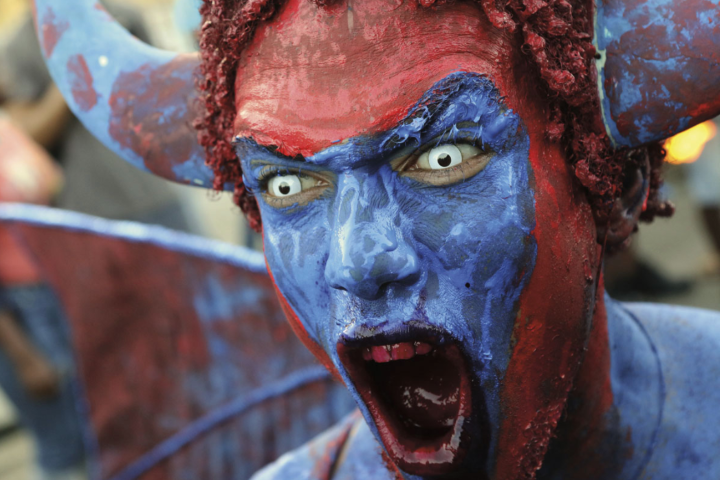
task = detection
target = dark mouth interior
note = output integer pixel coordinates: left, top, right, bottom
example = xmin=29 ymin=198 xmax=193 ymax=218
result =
xmin=339 ymin=339 xmax=473 ymax=474
xmin=363 ymin=345 xmax=461 ymax=440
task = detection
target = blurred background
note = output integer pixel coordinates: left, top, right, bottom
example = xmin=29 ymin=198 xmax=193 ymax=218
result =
xmin=0 ymin=0 xmax=718 ymax=478
xmin=0 ymin=0 xmax=261 ymax=250
xmin=0 ymin=1 xmax=262 ymax=478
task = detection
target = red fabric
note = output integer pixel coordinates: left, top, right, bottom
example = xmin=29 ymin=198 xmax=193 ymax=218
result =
xmin=8 ymin=221 xmax=349 ymax=479
xmin=0 ymin=227 xmax=42 ymax=285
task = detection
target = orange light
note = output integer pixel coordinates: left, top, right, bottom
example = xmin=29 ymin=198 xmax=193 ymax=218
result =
xmin=664 ymin=120 xmax=717 ymax=165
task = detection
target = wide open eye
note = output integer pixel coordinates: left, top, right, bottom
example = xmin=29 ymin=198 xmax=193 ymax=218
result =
xmin=269 ymin=174 xmax=302 ymax=197
xmin=420 ymin=144 xmax=463 ymax=169
xmin=393 ymin=143 xmax=492 ymax=186
xmin=261 ymin=170 xmax=330 ymax=208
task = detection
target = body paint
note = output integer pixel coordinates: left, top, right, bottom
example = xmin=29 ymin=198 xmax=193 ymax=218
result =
xmin=234 ymin=0 xmax=515 ymax=158
xmin=241 ymin=73 xmax=538 ymax=476
xmin=494 ymin=105 xmax=600 ymax=478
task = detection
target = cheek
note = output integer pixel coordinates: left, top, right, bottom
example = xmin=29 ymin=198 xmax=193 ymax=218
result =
xmin=495 ymin=131 xmax=598 ymax=475
xmin=262 ymin=225 xmax=342 ymax=381
xmin=405 ymin=141 xmax=537 ymax=376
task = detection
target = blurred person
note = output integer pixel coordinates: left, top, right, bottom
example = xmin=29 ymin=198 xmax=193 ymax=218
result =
xmin=608 ymin=116 xmax=720 ymax=299
xmin=0 ymin=0 xmax=193 ymax=231
xmin=604 ymin=243 xmax=692 ymax=300
xmin=0 ymin=115 xmax=87 ymax=480
xmin=686 ymin=116 xmax=720 ymax=275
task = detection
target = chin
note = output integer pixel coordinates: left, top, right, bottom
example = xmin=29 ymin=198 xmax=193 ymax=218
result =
xmin=337 ymin=325 xmax=491 ymax=478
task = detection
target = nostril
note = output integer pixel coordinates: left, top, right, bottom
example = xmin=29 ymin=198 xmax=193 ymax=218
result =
xmin=326 ymin=275 xmax=348 ymax=292
xmin=373 ymin=282 xmax=393 ymax=299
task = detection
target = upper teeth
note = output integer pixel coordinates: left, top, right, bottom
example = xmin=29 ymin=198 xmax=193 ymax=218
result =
xmin=362 ymin=342 xmax=433 ymax=363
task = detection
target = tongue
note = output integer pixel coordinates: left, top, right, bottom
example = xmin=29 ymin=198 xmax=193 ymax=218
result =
xmin=371 ymin=346 xmax=461 ymax=434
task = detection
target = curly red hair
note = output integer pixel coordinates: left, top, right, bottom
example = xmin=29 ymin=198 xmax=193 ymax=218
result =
xmin=195 ymin=0 xmax=672 ymax=233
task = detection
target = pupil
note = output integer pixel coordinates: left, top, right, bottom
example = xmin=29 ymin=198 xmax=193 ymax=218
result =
xmin=279 ymin=183 xmax=291 ymax=195
xmin=437 ymin=154 xmax=452 ymax=168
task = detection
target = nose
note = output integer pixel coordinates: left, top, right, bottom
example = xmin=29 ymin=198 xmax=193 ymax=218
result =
xmin=324 ymin=178 xmax=420 ymax=300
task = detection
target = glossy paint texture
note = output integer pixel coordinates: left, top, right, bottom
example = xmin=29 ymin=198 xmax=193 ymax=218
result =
xmin=0 ymin=204 xmax=355 ymax=480
xmin=31 ymin=0 xmax=720 ymax=476
xmin=254 ymin=294 xmax=720 ymax=480
xmin=233 ymin=0 xmax=516 ymax=158
xmin=234 ymin=0 xmax=604 ymax=477
xmin=31 ymin=0 xmax=214 ymax=187
xmin=541 ymin=296 xmax=720 ymax=480
xmin=242 ymin=72 xmax=537 ymax=476
xmin=596 ymin=0 xmax=720 ymax=146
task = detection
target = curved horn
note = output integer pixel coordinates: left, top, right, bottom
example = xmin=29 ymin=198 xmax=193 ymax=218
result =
xmin=595 ymin=0 xmax=720 ymax=147
xmin=32 ymin=0 xmax=215 ymax=188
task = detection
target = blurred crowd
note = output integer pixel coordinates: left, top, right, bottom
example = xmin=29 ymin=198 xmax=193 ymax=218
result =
xmin=0 ymin=0 xmax=717 ymax=479
xmin=604 ymin=118 xmax=720 ymax=303
xmin=0 ymin=1 xmax=241 ymax=479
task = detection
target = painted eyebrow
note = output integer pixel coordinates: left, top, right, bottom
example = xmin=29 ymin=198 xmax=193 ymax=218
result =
xmin=268 ymin=147 xmax=306 ymax=163
xmin=396 ymin=92 xmax=446 ymax=131
xmin=233 ymin=138 xmax=308 ymax=165
xmin=236 ymin=83 xmax=483 ymax=161
xmin=379 ymin=91 xmax=472 ymax=152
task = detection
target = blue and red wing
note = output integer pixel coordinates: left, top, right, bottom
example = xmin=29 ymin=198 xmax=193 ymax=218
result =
xmin=0 ymin=204 xmax=354 ymax=480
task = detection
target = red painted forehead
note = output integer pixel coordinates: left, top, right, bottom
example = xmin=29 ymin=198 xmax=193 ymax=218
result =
xmin=234 ymin=0 xmax=518 ymax=157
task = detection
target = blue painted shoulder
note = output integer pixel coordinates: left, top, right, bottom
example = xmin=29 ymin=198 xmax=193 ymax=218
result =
xmin=251 ymin=412 xmax=360 ymax=480
xmin=330 ymin=419 xmax=397 ymax=480
xmin=252 ymin=412 xmax=396 ymax=480
xmin=622 ymin=302 xmax=720 ymax=479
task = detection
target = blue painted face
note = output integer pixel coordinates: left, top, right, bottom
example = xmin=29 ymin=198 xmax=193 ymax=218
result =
xmin=238 ymin=73 xmax=537 ymax=475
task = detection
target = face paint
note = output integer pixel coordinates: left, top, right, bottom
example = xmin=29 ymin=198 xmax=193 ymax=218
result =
xmin=240 ymin=73 xmax=537 ymax=475
xmin=35 ymin=0 xmax=720 ymax=475
xmin=233 ymin=0 xmax=515 ymax=159
xmin=235 ymin=1 xmax=600 ymax=477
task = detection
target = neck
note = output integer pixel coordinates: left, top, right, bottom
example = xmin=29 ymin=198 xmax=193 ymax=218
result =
xmin=539 ymin=287 xmax=662 ymax=480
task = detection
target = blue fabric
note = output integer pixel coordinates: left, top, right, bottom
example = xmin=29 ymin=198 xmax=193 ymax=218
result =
xmin=0 ymin=284 xmax=86 ymax=471
xmin=109 ymin=365 xmax=333 ymax=480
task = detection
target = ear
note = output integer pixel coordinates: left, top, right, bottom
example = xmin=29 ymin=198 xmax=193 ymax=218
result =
xmin=597 ymin=154 xmax=651 ymax=252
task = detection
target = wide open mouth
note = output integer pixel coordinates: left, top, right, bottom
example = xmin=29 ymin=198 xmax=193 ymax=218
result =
xmin=338 ymin=332 xmax=473 ymax=476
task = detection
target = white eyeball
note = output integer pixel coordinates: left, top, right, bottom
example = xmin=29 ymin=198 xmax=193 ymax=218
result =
xmin=424 ymin=144 xmax=463 ymax=170
xmin=269 ymin=174 xmax=302 ymax=197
